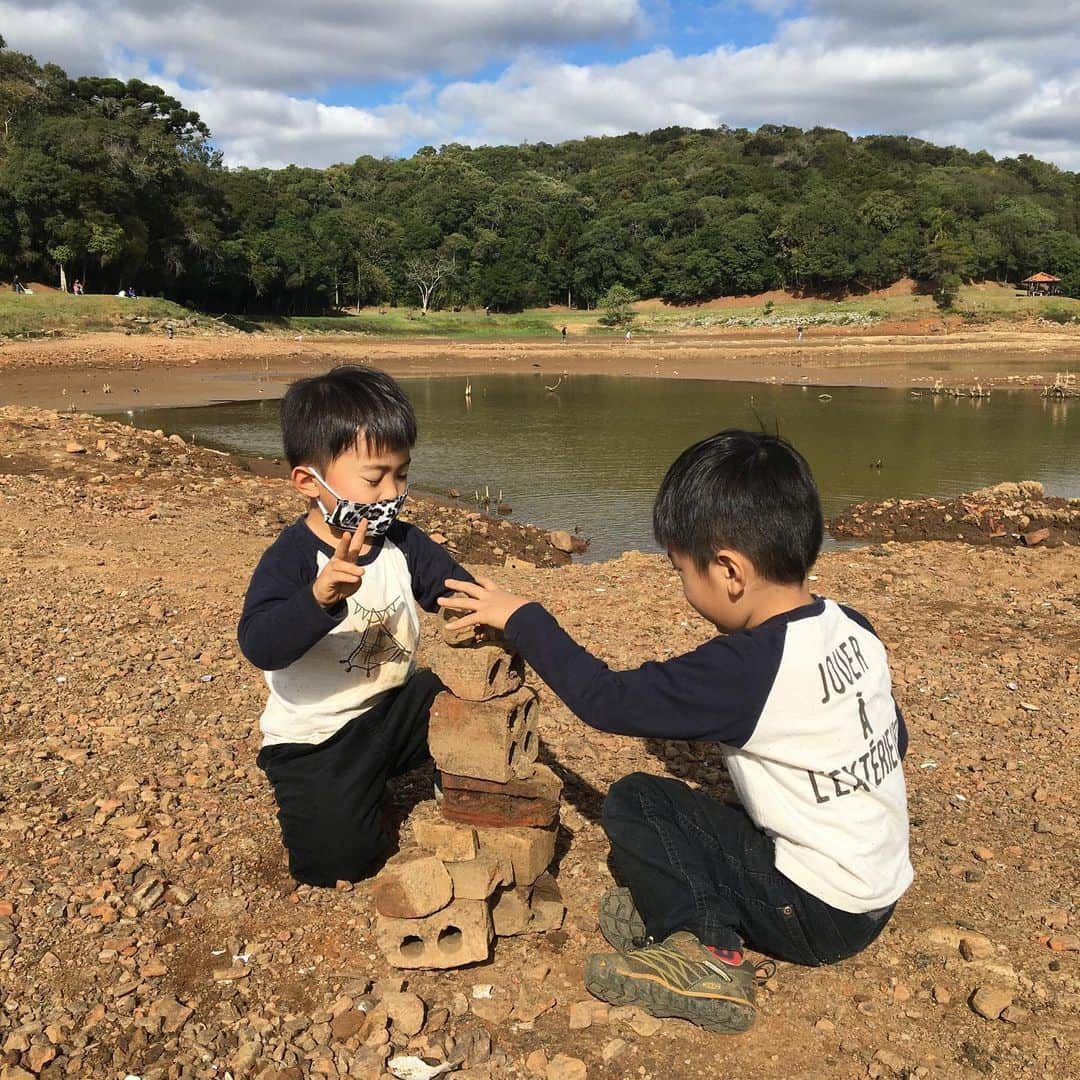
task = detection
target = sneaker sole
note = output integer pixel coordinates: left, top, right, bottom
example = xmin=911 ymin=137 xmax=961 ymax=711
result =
xmin=584 ymin=955 xmax=756 ymax=1035
xmin=598 ymin=887 xmax=647 ymax=953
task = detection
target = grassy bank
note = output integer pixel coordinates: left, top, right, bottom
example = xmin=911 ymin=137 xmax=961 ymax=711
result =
xmin=3 ymin=281 xmax=1078 ymax=341
xmin=0 ymin=291 xmax=197 ymax=337
xmin=276 ymin=308 xmax=575 ymax=338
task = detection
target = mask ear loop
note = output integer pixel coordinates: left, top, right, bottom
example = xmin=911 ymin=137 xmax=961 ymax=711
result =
xmin=305 ymin=466 xmax=343 ymax=521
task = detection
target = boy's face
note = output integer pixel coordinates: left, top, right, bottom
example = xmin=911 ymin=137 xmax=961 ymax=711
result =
xmin=668 ymin=546 xmax=761 ymax=633
xmin=292 ymin=435 xmax=411 ymax=532
xmin=321 ymin=437 xmax=411 ymax=505
xmin=669 ymin=548 xmax=734 ymax=630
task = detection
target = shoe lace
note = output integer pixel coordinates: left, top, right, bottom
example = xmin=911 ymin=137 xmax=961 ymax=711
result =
xmin=754 ymin=958 xmax=777 ymax=985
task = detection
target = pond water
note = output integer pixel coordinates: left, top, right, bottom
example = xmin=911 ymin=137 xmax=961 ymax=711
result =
xmin=114 ymin=375 xmax=1079 ymax=561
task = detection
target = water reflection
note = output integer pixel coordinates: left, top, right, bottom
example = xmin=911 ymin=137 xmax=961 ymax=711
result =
xmin=108 ymin=375 xmax=1078 ymax=561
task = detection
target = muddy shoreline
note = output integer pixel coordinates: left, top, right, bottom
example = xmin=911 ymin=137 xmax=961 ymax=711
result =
xmin=1 ymin=404 xmax=1078 ymax=1078
xmin=0 ymin=322 xmax=1077 ymax=412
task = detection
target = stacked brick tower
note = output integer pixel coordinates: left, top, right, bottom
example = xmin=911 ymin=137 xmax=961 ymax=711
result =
xmin=374 ymin=606 xmax=565 ymax=969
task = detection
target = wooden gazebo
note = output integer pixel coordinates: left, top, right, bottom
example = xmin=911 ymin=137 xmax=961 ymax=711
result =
xmin=1022 ymin=272 xmax=1061 ymax=296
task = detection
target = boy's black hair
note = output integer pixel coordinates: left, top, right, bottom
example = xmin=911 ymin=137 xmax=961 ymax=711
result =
xmin=280 ymin=365 xmax=417 ymax=468
xmin=653 ymin=429 xmax=823 ymax=583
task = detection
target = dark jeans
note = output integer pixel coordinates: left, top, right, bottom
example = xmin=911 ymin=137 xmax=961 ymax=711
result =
xmin=602 ymin=772 xmax=894 ymax=965
xmin=256 ymin=669 xmax=443 ymax=887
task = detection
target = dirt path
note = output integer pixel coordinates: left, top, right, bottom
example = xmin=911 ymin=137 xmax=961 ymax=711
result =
xmin=0 ymin=322 xmax=1077 ymax=412
xmin=0 ymin=406 xmax=1077 ymax=1078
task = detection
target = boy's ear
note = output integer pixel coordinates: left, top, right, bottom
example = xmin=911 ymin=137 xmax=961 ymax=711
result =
xmin=291 ymin=466 xmax=320 ymax=500
xmin=714 ymin=549 xmax=750 ymax=592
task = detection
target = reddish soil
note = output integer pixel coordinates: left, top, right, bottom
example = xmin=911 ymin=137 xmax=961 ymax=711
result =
xmin=0 ymin=406 xmax=1077 ymax=1079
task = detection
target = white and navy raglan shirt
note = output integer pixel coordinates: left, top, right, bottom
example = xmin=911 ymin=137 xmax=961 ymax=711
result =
xmin=505 ymin=597 xmax=913 ymax=914
xmin=238 ymin=518 xmax=472 ymax=748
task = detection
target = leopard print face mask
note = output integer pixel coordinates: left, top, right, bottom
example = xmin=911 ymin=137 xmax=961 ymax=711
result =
xmin=305 ymin=467 xmax=408 ymax=536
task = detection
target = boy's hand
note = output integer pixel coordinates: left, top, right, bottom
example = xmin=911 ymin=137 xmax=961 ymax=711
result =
xmin=312 ymin=520 xmax=368 ymax=608
xmin=439 ymin=577 xmax=529 ymax=632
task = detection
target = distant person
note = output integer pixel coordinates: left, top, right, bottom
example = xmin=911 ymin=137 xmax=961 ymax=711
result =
xmin=126 ymin=285 xmax=137 ymax=299
xmin=237 ymin=366 xmax=476 ymax=887
xmin=561 ymin=325 xmax=568 ymax=344
xmin=796 ymin=324 xmax=804 ymax=341
xmin=12 ymin=275 xmax=25 ymax=294
xmin=625 ymin=329 xmax=633 ymax=342
xmin=440 ymin=430 xmax=912 ymax=1035
xmin=72 ymin=280 xmax=83 ymax=295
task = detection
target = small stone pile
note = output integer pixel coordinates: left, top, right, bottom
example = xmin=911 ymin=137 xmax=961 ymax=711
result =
xmin=373 ymin=607 xmax=565 ymax=969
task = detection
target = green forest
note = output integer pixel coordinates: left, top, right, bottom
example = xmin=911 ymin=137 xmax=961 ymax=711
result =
xmin=2 ymin=36 xmax=1079 ymax=315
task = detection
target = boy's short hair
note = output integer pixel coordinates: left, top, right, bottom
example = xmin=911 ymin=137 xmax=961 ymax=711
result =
xmin=280 ymin=365 xmax=417 ymax=469
xmin=653 ymin=430 xmax=823 ymax=583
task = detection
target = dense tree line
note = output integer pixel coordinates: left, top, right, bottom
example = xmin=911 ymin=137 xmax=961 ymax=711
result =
xmin=2 ymin=37 xmax=1078 ymax=313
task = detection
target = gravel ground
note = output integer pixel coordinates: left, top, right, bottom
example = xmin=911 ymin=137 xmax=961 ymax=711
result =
xmin=0 ymin=406 xmax=1077 ymax=1080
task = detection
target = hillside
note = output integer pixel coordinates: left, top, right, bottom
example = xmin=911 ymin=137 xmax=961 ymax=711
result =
xmin=1 ymin=37 xmax=1079 ymax=319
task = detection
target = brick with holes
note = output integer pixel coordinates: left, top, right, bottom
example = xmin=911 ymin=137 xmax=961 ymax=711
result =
xmin=427 ymin=638 xmax=524 ymax=701
xmin=376 ymin=899 xmax=493 ymax=969
xmin=427 ymin=688 xmax=539 ymax=783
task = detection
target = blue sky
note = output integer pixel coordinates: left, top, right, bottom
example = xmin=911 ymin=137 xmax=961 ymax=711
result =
xmin=2 ymin=1 xmax=1078 ymax=169
xmin=281 ymin=3 xmax=792 ymax=113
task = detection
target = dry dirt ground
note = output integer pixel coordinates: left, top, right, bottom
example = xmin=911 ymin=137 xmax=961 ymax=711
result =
xmin=0 ymin=322 xmax=1078 ymax=415
xmin=0 ymin=407 xmax=1077 ymax=1080
xmin=830 ymin=483 xmax=1080 ymax=549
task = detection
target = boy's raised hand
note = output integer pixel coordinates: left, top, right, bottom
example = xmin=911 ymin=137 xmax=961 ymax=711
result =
xmin=439 ymin=577 xmax=529 ymax=632
xmin=312 ymin=519 xmax=368 ymax=608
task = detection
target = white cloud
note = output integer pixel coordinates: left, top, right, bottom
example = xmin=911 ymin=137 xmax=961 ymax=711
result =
xmin=2 ymin=0 xmax=648 ymax=91
xmin=1 ymin=1 xmax=1078 ymax=169
xmin=175 ymin=87 xmax=437 ymax=170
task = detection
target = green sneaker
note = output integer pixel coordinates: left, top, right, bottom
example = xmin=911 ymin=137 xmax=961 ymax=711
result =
xmin=584 ymin=930 xmax=763 ymax=1034
xmin=598 ymin=887 xmax=648 ymax=952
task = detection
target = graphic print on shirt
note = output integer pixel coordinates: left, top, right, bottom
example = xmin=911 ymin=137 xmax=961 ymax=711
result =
xmin=807 ymin=643 xmax=904 ymax=805
xmin=340 ymin=596 xmax=411 ymax=675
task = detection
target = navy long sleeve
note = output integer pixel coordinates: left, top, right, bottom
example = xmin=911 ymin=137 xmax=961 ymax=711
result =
xmin=238 ymin=524 xmax=346 ymax=671
xmin=505 ymin=595 xmax=914 ymax=914
xmin=238 ymin=517 xmax=474 ymax=672
xmin=504 ymin=602 xmax=774 ymax=746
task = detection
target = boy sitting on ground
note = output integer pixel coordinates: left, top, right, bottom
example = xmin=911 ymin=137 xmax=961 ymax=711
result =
xmin=238 ymin=366 xmax=472 ymax=887
xmin=440 ymin=430 xmax=912 ymax=1034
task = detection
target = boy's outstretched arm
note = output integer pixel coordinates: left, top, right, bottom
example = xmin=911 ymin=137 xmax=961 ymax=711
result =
xmin=441 ymin=579 xmax=767 ymax=745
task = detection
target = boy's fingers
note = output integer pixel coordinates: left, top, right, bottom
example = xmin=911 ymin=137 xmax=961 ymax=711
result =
xmin=331 ymin=564 xmax=364 ymax=581
xmin=444 ymin=612 xmax=480 ymax=631
xmin=438 ymin=595 xmax=477 ymax=612
xmin=476 ymin=576 xmax=498 ymax=590
xmin=347 ymin=518 xmax=369 ymax=560
xmin=444 ymin=578 xmax=483 ymax=598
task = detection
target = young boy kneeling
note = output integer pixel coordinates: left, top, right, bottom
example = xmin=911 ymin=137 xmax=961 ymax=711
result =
xmin=238 ymin=366 xmax=472 ymax=887
xmin=441 ymin=430 xmax=912 ymax=1034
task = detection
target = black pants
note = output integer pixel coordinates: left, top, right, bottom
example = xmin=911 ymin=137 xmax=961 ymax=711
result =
xmin=602 ymin=772 xmax=894 ymax=965
xmin=256 ymin=669 xmax=443 ymax=887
